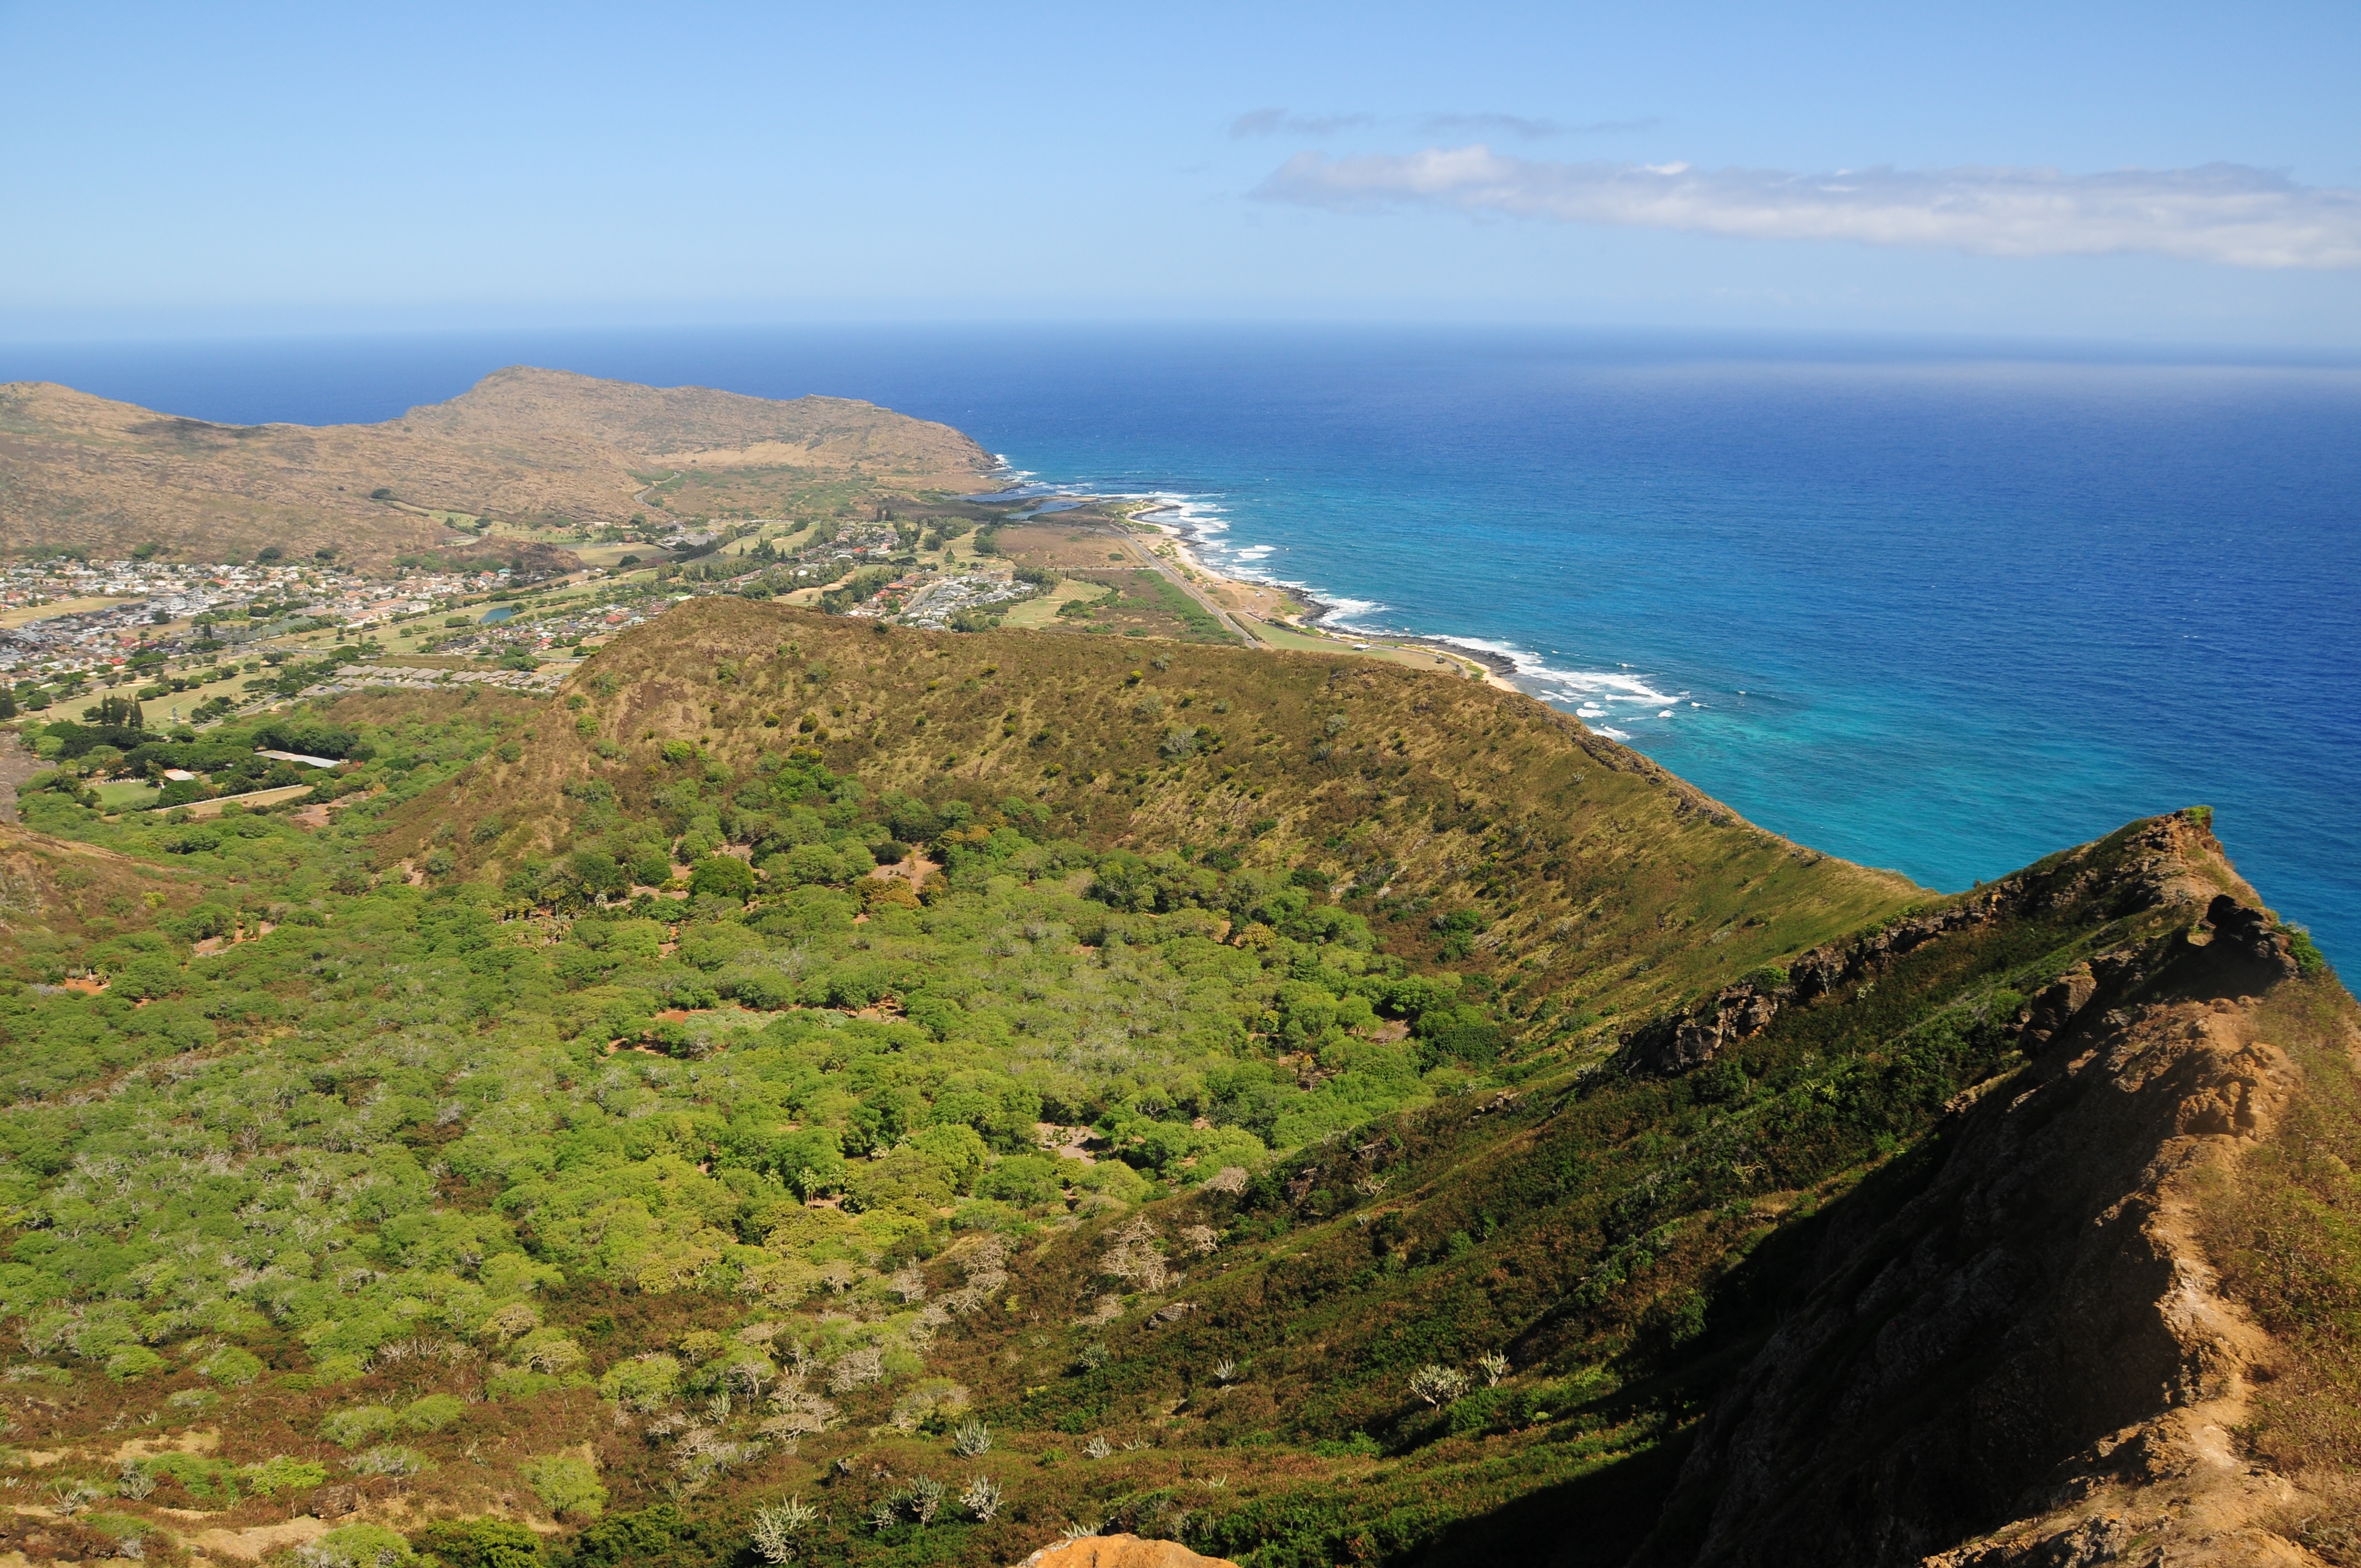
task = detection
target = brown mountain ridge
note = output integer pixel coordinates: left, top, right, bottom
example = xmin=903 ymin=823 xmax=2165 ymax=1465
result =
xmin=0 ymin=367 xmax=994 ymax=563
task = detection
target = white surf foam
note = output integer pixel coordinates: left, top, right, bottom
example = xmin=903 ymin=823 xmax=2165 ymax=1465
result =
xmin=1320 ymin=597 xmax=1391 ymax=629
xmin=1428 ymin=634 xmax=1680 ymax=709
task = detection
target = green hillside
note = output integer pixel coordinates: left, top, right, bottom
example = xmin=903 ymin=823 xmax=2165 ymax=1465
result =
xmin=0 ymin=601 xmax=2351 ymax=1568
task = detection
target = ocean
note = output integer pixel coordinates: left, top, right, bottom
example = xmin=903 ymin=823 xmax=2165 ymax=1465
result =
xmin=6 ymin=326 xmax=2357 ymax=962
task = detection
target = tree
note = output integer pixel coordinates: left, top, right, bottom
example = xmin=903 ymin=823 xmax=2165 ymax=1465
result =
xmin=689 ymin=854 xmax=757 ymax=902
xmin=80 ymin=695 xmax=143 ymax=729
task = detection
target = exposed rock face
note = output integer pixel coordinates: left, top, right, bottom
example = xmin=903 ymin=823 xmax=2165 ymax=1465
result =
xmin=308 ymin=1482 xmax=360 ymax=1518
xmin=2017 ymin=963 xmax=2101 ymax=1052
xmin=1632 ymin=829 xmax=2324 ymax=1567
xmin=1623 ymin=979 xmax=1785 ymax=1074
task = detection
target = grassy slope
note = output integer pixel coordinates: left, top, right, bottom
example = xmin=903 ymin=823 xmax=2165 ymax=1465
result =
xmin=405 ymin=599 xmax=1913 ymax=1042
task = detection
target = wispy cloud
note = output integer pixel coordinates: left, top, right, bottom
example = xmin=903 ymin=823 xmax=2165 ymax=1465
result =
xmin=1254 ymin=146 xmax=2361 ymax=268
xmin=1229 ymin=108 xmax=1377 ymax=139
xmin=1232 ymin=109 xmax=1649 ymax=143
xmin=1415 ymin=113 xmax=1656 ymax=140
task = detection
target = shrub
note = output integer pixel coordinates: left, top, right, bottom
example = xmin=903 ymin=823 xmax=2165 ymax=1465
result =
xmin=571 ymin=1506 xmax=684 ymax=1568
xmin=321 ymin=1406 xmax=397 ymax=1449
xmin=749 ymin=1499 xmax=819 ymax=1564
xmin=198 ymin=1351 xmax=265 ymax=1389
xmin=599 ymin=1354 xmax=680 ymax=1413
xmin=520 ymin=1453 xmax=607 ymax=1521
xmin=1412 ymin=1004 xmax=1505 ymax=1068
xmin=977 ymin=1154 xmax=1065 ymax=1209
xmin=103 ymin=1346 xmax=166 ymax=1381
xmin=302 ymin=1524 xmax=414 ymax=1568
xmin=143 ymin=1452 xmax=235 ymax=1504
xmin=412 ymin=1518 xmax=542 ymax=1568
xmin=514 ymin=1329 xmax=585 ymax=1374
xmin=400 ymin=1393 xmax=466 ymax=1432
xmin=860 ymin=876 xmax=920 ymax=912
xmin=774 ymin=841 xmax=861 ymax=886
xmin=240 ymin=1457 xmax=329 ymax=1496
xmin=351 ymin=1445 xmax=431 ymax=1478
xmin=2280 ymin=924 xmax=2330 ymax=978
xmin=1407 ymin=1364 xmax=1471 ymax=1408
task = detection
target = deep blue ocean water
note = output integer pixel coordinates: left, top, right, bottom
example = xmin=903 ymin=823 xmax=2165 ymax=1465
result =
xmin=6 ymin=326 xmax=2356 ymax=962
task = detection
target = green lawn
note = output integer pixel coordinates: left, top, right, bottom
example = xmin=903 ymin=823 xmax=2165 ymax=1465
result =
xmin=92 ymin=778 xmax=160 ymax=812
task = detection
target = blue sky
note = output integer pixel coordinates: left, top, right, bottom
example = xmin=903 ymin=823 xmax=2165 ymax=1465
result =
xmin=4 ymin=0 xmax=2358 ymax=345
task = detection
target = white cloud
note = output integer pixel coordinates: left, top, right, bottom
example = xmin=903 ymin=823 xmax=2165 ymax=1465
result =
xmin=1416 ymin=113 xmax=1656 ymax=140
xmin=1230 ymin=108 xmax=1377 ymax=139
xmin=1253 ymin=147 xmax=2361 ymax=268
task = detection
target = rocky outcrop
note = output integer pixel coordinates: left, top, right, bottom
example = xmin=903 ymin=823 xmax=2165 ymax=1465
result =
xmin=1014 ymin=1536 xmax=1237 ymax=1568
xmin=1623 ymin=978 xmax=1786 ymax=1074
xmin=1622 ymin=812 xmax=2253 ymax=1079
xmin=1631 ymin=887 xmax=2324 ymax=1567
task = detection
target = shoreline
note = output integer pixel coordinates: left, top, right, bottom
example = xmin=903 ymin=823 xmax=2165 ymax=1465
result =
xmin=1122 ymin=497 xmax=1522 ymax=691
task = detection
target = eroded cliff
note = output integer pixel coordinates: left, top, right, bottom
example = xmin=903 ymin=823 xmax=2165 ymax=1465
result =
xmin=1638 ymin=815 xmax=2348 ymax=1567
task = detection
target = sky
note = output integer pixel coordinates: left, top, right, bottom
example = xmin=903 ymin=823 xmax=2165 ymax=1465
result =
xmin=3 ymin=0 xmax=2359 ymax=346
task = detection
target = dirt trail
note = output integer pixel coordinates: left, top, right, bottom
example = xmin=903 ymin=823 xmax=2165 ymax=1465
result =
xmin=0 ymin=730 xmax=41 ymax=824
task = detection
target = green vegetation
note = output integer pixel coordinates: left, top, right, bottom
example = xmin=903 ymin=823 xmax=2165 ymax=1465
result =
xmin=0 ymin=602 xmax=2347 ymax=1565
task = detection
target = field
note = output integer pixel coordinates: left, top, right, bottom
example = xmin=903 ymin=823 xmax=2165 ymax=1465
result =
xmin=0 ymin=595 xmax=137 ymax=629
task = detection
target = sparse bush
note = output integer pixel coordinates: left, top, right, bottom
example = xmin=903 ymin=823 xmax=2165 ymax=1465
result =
xmin=350 ymin=1445 xmax=431 ymax=1478
xmin=321 ymin=1406 xmax=397 ymax=1449
xmin=748 ymin=1498 xmax=818 ymax=1564
xmin=1407 ymin=1364 xmax=1471 ymax=1409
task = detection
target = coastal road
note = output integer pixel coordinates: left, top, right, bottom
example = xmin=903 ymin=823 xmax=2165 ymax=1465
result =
xmin=1127 ymin=536 xmax=1260 ymax=646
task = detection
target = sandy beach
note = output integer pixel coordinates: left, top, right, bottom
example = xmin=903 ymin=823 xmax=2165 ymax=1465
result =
xmin=1127 ymin=500 xmax=1522 ymax=692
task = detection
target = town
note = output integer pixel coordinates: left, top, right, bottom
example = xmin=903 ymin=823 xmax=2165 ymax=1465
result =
xmin=0 ymin=512 xmax=1058 ymax=731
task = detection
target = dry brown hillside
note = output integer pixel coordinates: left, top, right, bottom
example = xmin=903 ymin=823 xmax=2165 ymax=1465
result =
xmin=0 ymin=367 xmax=994 ymax=563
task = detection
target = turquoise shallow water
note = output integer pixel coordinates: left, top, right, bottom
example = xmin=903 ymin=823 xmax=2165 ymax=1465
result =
xmin=8 ymin=326 xmax=2356 ymax=960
